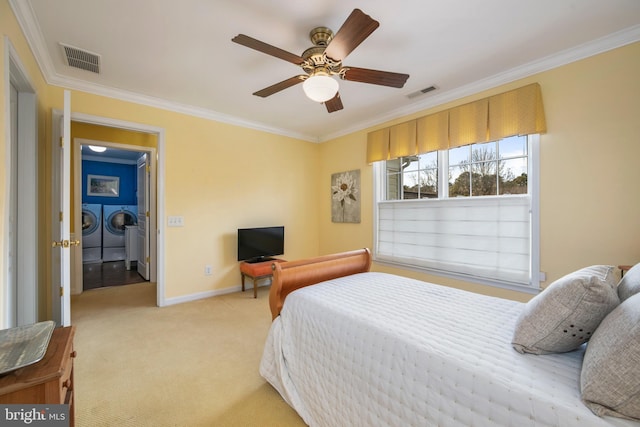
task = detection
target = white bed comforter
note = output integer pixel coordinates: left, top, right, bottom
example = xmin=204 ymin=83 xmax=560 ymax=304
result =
xmin=260 ymin=272 xmax=638 ymax=427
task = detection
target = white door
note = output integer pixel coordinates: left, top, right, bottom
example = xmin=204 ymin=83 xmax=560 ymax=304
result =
xmin=136 ymin=154 xmax=150 ymax=280
xmin=51 ymin=90 xmax=73 ymax=326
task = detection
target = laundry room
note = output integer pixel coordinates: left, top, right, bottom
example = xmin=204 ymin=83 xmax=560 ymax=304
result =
xmin=72 ymin=122 xmax=158 ymax=293
xmin=81 ymin=145 xmax=144 ymax=290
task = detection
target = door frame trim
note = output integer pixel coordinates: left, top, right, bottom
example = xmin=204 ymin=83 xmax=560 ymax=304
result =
xmin=52 ymin=111 xmax=166 ymax=308
xmin=2 ymin=36 xmax=38 ymax=329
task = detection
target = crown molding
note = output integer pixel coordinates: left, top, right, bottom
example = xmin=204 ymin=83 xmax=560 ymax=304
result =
xmin=319 ymin=24 xmax=640 ymax=142
xmin=8 ymin=0 xmax=320 ymax=143
xmin=10 ymin=0 xmax=639 ymax=144
xmin=47 ymin=72 xmax=320 ymax=142
xmin=81 ymin=154 xmax=138 ymax=165
xmin=8 ymin=0 xmax=56 ymax=80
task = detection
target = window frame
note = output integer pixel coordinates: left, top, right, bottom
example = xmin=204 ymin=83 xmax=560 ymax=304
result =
xmin=373 ymin=135 xmax=541 ymax=294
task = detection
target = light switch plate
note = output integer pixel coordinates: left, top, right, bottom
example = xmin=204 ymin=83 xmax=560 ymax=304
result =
xmin=168 ymin=216 xmax=184 ymax=227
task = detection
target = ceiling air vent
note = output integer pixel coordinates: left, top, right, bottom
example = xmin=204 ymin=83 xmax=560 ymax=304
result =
xmin=407 ymin=85 xmax=437 ymax=99
xmin=59 ymin=43 xmax=101 ymax=74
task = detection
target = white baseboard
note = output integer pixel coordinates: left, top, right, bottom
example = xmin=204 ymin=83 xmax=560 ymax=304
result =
xmin=162 ymin=286 xmax=237 ymax=306
xmin=164 ymin=285 xmax=242 ymax=306
xmin=162 ymin=279 xmax=272 ymax=306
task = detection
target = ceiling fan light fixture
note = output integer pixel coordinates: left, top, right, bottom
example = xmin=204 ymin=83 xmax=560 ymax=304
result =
xmin=303 ymin=74 xmax=339 ymax=103
xmin=88 ymin=145 xmax=107 ymax=153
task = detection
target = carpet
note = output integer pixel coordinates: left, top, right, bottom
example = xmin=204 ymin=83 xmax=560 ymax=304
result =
xmin=71 ymin=282 xmax=305 ymax=426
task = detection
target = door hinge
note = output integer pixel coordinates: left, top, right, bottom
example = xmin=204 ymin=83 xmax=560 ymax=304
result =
xmin=146 ymin=211 xmax=150 ymax=217
xmin=59 ymin=211 xmax=63 ymax=221
xmin=60 ymin=286 xmax=64 ymax=297
xmin=59 ymin=136 xmax=64 ymax=148
xmin=146 ymin=256 xmax=150 ymax=263
xmin=146 ymin=165 xmax=150 ymax=173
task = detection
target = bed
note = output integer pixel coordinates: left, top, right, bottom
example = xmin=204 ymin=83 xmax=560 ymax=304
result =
xmin=260 ymin=249 xmax=640 ymax=427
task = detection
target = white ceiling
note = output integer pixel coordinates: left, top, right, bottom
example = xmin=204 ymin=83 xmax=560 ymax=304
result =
xmin=10 ymin=0 xmax=640 ymax=142
xmin=80 ymin=144 xmax=142 ymax=164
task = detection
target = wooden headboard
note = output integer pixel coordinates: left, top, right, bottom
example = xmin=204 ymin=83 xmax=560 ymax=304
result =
xmin=268 ymin=248 xmax=372 ymax=319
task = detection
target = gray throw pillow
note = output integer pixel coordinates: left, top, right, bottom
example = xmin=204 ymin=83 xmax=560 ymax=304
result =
xmin=581 ymin=293 xmax=640 ymax=421
xmin=618 ymin=263 xmax=640 ymax=302
xmin=512 ymin=265 xmax=619 ymax=355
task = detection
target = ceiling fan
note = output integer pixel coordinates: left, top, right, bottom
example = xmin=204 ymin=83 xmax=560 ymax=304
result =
xmin=232 ymin=8 xmax=410 ymax=113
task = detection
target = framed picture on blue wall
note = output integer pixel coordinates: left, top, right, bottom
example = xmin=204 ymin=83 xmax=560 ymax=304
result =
xmin=87 ymin=174 xmax=119 ymax=197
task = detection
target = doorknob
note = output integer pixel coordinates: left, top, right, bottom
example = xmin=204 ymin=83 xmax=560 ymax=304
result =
xmin=52 ymin=239 xmax=79 ymax=248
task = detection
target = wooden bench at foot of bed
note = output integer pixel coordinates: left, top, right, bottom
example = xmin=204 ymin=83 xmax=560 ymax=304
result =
xmin=268 ymin=248 xmax=372 ymax=320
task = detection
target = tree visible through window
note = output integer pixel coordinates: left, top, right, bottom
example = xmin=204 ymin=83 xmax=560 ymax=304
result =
xmin=386 ymin=135 xmax=527 ymax=200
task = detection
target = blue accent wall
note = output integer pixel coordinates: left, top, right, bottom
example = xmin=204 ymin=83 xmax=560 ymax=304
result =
xmin=82 ymin=160 xmax=137 ymax=205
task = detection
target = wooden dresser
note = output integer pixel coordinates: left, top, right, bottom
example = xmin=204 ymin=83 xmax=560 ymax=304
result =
xmin=0 ymin=326 xmax=76 ymax=426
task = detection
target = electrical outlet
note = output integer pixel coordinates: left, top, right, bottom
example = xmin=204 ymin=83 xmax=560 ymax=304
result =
xmin=168 ymin=216 xmax=184 ymax=227
xmin=205 ymin=265 xmax=212 ymax=276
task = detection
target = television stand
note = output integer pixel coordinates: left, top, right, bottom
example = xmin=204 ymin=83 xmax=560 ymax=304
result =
xmin=239 ymin=258 xmax=286 ymax=298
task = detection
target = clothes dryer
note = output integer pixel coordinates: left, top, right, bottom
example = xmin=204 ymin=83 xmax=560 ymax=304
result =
xmin=81 ymin=203 xmax=102 ymax=263
xmin=102 ymin=205 xmax=138 ymax=262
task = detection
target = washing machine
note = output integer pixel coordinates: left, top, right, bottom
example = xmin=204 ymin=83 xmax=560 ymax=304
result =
xmin=81 ymin=203 xmax=102 ymax=263
xmin=102 ymin=205 xmax=138 ymax=262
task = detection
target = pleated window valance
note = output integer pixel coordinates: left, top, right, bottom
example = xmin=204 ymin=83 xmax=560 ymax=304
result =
xmin=389 ymin=120 xmax=417 ymax=159
xmin=417 ymin=110 xmax=449 ymax=154
xmin=449 ymin=98 xmax=489 ymax=148
xmin=366 ymin=83 xmax=546 ymax=163
xmin=366 ymin=128 xmax=390 ymax=163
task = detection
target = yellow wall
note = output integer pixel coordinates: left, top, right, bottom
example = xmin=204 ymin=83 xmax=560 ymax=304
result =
xmin=47 ymin=85 xmax=322 ymax=302
xmin=73 ymin=122 xmax=158 ymax=147
xmin=1 ymin=2 xmax=321 ymax=314
xmin=2 ymin=0 xmax=639 ymax=317
xmin=319 ymin=41 xmax=640 ymax=302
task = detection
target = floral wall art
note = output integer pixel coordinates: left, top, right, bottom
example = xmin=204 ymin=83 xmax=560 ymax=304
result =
xmin=331 ymin=169 xmax=361 ymax=223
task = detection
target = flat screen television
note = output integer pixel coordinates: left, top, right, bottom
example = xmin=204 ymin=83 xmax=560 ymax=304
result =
xmin=237 ymin=226 xmax=284 ymax=263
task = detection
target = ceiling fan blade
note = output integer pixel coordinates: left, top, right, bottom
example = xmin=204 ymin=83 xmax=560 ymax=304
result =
xmin=324 ymin=93 xmax=343 ymax=113
xmin=342 ymin=67 xmax=409 ymax=88
xmin=253 ymin=75 xmax=306 ymax=98
xmin=232 ymin=34 xmax=305 ymax=65
xmin=324 ymin=9 xmax=379 ymax=62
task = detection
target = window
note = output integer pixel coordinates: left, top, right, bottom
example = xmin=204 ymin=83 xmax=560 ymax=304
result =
xmin=375 ymin=135 xmax=540 ymax=292
xmin=448 ymin=137 xmax=528 ymax=197
xmin=385 ymin=151 xmax=438 ymax=200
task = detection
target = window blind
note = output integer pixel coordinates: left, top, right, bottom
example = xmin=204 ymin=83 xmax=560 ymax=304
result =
xmin=376 ymin=195 xmax=531 ymax=286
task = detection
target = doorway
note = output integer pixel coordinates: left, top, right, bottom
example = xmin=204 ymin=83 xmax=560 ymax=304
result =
xmin=51 ymin=110 xmax=166 ymax=313
xmin=75 ymin=140 xmax=152 ymax=291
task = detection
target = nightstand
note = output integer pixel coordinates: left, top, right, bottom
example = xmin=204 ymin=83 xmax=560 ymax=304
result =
xmin=0 ymin=326 xmax=76 ymax=426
